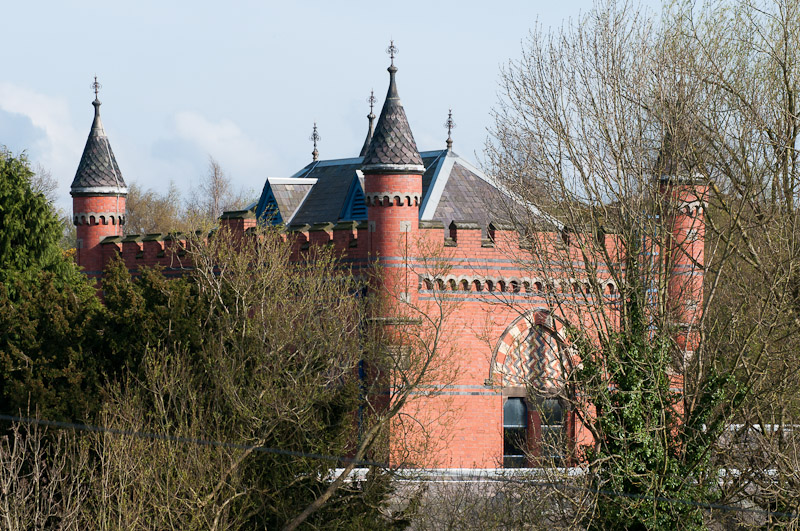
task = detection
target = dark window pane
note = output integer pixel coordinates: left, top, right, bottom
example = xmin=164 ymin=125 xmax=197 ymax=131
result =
xmin=540 ymin=398 xmax=565 ymax=465
xmin=504 ymin=427 xmax=527 ymax=468
xmin=503 ymin=397 xmax=527 ymax=428
xmin=541 ymin=398 xmax=563 ymax=426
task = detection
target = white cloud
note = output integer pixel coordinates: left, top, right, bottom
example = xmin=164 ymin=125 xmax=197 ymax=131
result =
xmin=0 ymin=82 xmax=83 ymax=211
xmin=0 ymin=82 xmax=82 ymax=168
xmin=172 ymin=110 xmax=273 ymax=182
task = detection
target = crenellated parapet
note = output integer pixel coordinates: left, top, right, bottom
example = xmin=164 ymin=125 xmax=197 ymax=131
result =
xmin=364 ymin=193 xmax=421 ymax=207
xmin=73 ymin=211 xmax=126 ymax=227
xmin=101 ymin=232 xmax=192 ymax=273
xmin=98 ymin=208 xmax=262 ymax=275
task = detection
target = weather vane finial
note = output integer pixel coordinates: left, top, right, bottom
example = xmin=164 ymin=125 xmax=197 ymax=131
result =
xmin=386 ymin=40 xmax=398 ymax=66
xmin=368 ymin=90 xmax=376 ymax=115
xmin=91 ymin=75 xmax=102 ymax=99
xmin=310 ymin=122 xmax=321 ymax=161
xmin=445 ymin=109 xmax=456 ymax=151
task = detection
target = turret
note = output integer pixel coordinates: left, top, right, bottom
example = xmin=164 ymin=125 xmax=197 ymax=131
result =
xmin=657 ymin=128 xmax=707 ymax=358
xmin=362 ymin=42 xmax=424 ymax=303
xmin=70 ymin=78 xmax=127 ymax=278
xmin=359 ymin=90 xmax=377 ymax=157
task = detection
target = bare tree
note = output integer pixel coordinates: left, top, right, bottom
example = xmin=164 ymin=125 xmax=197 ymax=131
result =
xmin=28 ymin=164 xmax=58 ymax=204
xmin=185 ymin=157 xmax=253 ymax=230
xmin=0 ymin=421 xmax=88 ymax=530
xmin=84 ymin=225 xmax=458 ymax=530
xmin=124 ymin=181 xmax=187 ymax=235
xmin=484 ymin=0 xmax=800 ymax=527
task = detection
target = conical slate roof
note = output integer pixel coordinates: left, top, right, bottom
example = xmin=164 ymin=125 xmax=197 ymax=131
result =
xmin=656 ymin=128 xmax=702 ymax=183
xmin=70 ymin=98 xmax=127 ymax=196
xmin=362 ymin=64 xmax=424 ymax=173
xmin=359 ymin=111 xmax=375 ymax=157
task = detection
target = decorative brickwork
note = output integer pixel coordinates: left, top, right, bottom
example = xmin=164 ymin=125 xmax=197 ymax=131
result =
xmin=70 ymin=64 xmax=706 ymax=470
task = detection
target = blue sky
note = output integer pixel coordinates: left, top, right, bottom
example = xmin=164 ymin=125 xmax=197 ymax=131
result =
xmin=2 ymin=1 xmax=659 ymax=212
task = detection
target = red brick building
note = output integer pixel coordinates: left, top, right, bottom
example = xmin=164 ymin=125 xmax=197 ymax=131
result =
xmin=71 ymin=58 xmax=705 ymax=469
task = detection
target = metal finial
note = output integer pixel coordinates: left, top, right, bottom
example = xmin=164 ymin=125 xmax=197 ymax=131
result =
xmin=444 ymin=109 xmax=456 ymax=151
xmin=310 ymin=122 xmax=320 ymax=161
xmin=386 ymin=40 xmax=398 ymax=66
xmin=91 ymin=75 xmax=102 ymax=99
xmin=368 ymin=90 xmax=376 ymax=116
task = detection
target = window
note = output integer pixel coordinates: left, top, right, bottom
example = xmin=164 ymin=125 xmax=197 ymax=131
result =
xmin=539 ymin=398 xmax=565 ymax=465
xmin=503 ymin=397 xmax=528 ymax=468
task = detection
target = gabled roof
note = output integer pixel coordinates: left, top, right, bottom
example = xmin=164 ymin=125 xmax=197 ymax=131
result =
xmin=425 ymin=153 xmax=514 ymax=229
xmin=255 ymin=177 xmax=316 ymax=224
xmin=254 ymin=149 xmax=516 ymax=230
xmin=71 ymin=98 xmax=127 ymax=196
xmin=283 ymin=159 xmax=365 ymax=226
xmin=362 ymin=64 xmax=424 ymax=173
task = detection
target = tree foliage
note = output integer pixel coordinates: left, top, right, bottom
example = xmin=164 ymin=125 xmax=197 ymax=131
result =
xmin=0 ymin=148 xmax=103 ymax=421
xmin=124 ymin=157 xmax=253 ymax=236
xmin=0 ymin=148 xmax=82 ymax=293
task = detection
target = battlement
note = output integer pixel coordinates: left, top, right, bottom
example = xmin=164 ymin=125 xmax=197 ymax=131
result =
xmin=94 ymin=210 xmax=666 ymax=303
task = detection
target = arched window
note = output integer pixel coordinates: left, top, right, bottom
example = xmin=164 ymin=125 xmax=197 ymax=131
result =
xmin=495 ymin=317 xmax=569 ymax=467
xmin=503 ymin=397 xmax=528 ymax=468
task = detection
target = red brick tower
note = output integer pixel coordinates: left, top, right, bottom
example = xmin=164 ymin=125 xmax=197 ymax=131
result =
xmin=361 ymin=45 xmax=425 ymax=303
xmin=657 ymin=129 xmax=708 ymax=361
xmin=661 ymin=176 xmax=707 ymax=358
xmin=70 ymin=79 xmax=127 ymax=279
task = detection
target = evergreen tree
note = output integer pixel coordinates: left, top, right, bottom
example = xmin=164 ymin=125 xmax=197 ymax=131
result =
xmin=0 ymin=148 xmax=103 ymax=420
xmin=0 ymin=148 xmax=83 ymax=295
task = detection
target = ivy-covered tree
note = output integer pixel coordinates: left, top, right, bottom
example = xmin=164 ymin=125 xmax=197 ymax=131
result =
xmin=486 ymin=1 xmax=791 ymax=527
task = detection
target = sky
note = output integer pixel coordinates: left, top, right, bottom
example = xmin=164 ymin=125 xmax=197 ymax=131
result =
xmin=1 ymin=0 xmax=659 ymax=213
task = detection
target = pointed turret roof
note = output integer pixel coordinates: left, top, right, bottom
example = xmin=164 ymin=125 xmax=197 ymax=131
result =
xmin=359 ymin=90 xmax=377 ymax=157
xmin=70 ymin=94 xmax=127 ymax=196
xmin=362 ymin=59 xmax=424 ymax=174
xmin=656 ymin=99 xmax=704 ymax=184
xmin=657 ymin=128 xmax=700 ymax=181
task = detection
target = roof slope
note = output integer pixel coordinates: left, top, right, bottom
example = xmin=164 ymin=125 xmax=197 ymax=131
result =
xmin=255 ymin=178 xmax=316 ymax=224
xmin=254 ymin=149 xmax=521 ymax=230
xmin=431 ymin=161 xmax=511 ymax=229
xmin=288 ymin=160 xmax=364 ymax=226
xmin=71 ymin=99 xmax=126 ymax=195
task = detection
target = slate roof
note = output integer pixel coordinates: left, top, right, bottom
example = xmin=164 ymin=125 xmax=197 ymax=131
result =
xmin=254 ymin=149 xmax=524 ymax=230
xmin=432 ymin=161 xmax=512 ymax=230
xmin=255 ymin=178 xmax=315 ymax=224
xmin=362 ymin=65 xmax=424 ymax=172
xmin=359 ymin=113 xmax=375 ymax=157
xmin=70 ymin=99 xmax=127 ymax=195
xmin=287 ymin=160 xmax=364 ymax=226
xmin=272 ymin=182 xmax=313 ymax=218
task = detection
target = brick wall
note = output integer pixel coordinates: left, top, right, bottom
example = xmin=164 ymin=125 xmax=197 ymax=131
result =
xmin=81 ymin=180 xmax=704 ymax=469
